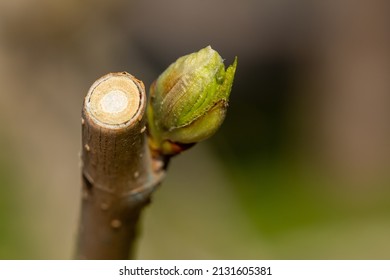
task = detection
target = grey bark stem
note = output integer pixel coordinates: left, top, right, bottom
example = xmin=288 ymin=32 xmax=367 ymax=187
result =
xmin=76 ymin=72 xmax=165 ymax=259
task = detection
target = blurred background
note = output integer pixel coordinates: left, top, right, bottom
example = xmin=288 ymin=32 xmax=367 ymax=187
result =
xmin=0 ymin=0 xmax=390 ymax=259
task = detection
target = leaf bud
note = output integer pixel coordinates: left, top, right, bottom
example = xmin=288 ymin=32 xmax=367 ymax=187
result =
xmin=147 ymin=46 xmax=237 ymax=155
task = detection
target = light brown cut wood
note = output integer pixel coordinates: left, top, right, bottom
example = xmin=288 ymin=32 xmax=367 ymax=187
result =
xmin=77 ymin=72 xmax=165 ymax=259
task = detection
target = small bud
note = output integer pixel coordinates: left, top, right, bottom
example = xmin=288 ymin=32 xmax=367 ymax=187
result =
xmin=147 ymin=46 xmax=237 ymax=155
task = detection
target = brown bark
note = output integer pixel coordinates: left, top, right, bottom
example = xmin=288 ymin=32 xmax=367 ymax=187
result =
xmin=76 ymin=72 xmax=165 ymax=259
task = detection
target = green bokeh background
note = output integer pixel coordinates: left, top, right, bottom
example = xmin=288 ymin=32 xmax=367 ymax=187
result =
xmin=0 ymin=0 xmax=389 ymax=259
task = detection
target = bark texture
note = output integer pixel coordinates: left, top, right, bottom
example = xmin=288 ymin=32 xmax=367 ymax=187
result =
xmin=76 ymin=72 xmax=164 ymax=259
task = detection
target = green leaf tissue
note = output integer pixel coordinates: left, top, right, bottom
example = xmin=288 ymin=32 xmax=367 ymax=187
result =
xmin=147 ymin=46 xmax=237 ymax=156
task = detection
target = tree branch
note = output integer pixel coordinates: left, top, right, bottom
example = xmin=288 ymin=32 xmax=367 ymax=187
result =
xmin=76 ymin=72 xmax=165 ymax=259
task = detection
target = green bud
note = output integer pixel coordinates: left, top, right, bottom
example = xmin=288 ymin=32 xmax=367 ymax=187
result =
xmin=147 ymin=46 xmax=237 ymax=155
